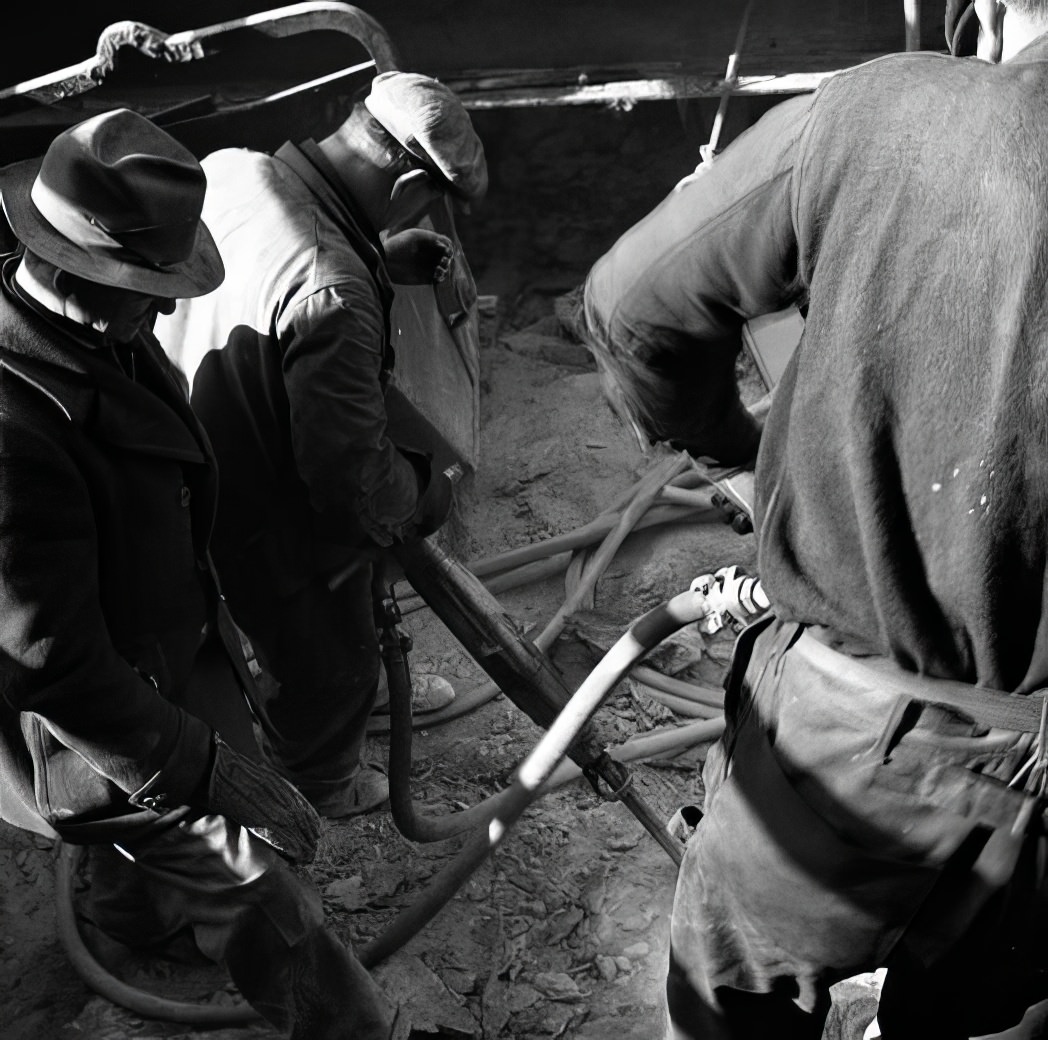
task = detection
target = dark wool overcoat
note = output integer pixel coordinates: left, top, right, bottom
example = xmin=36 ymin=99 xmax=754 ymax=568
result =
xmin=0 ymin=266 xmax=242 ymax=840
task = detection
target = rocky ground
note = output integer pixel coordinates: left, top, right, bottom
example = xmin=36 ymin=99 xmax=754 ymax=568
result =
xmin=0 ymin=99 xmax=883 ymax=1039
xmin=0 ymin=299 xmax=881 ymax=1040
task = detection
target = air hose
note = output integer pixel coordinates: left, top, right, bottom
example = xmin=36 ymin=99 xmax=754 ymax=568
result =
xmin=360 ymin=581 xmax=723 ymax=967
xmin=379 ymin=590 xmax=516 ymax=843
xmin=54 ymin=841 xmax=262 ymax=1025
xmin=53 ymin=454 xmax=750 ymax=1024
xmin=53 ymin=575 xmax=734 ymax=1025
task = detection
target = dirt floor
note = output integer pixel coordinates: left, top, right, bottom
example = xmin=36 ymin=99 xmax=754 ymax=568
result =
xmin=0 ymin=100 xmax=882 ymax=1039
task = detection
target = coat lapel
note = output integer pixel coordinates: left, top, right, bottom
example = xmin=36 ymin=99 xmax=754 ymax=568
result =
xmin=0 ymin=287 xmax=206 ymax=465
xmin=87 ymin=338 xmax=208 ymax=465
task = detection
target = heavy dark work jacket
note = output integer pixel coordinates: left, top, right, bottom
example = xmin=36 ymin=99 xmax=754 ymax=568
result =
xmin=584 ymin=36 xmax=1048 ymax=693
xmin=162 ymin=140 xmax=423 ymax=601
xmin=0 ymin=263 xmax=218 ymax=839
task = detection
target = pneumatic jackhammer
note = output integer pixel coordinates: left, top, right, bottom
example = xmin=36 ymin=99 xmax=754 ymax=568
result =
xmin=389 ymin=535 xmax=685 ymax=866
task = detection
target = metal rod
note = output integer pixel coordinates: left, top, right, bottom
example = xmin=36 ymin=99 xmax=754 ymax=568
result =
xmin=701 ymin=0 xmax=757 ymax=162
xmin=904 ymin=0 xmax=922 ymax=51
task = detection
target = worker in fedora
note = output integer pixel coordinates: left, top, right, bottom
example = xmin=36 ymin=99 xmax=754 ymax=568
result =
xmin=158 ymin=71 xmax=488 ymax=820
xmin=0 ymin=108 xmax=395 ymax=1039
xmin=581 ymin=1 xmax=1048 ymax=1037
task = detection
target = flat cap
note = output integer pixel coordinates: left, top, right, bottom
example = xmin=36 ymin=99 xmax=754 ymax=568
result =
xmin=365 ymin=71 xmax=488 ymax=203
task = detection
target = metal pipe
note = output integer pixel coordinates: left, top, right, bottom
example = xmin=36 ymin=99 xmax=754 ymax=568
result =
xmin=904 ymin=0 xmax=922 ymax=51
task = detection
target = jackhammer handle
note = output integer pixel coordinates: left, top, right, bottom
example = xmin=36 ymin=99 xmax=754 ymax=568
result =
xmin=592 ymin=754 xmax=684 ymax=867
xmin=392 ymin=536 xmax=606 ymax=760
xmin=392 ymin=537 xmax=688 ymax=868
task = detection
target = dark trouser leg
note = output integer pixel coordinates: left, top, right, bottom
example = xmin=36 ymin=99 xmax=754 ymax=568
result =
xmin=102 ymin=811 xmax=394 ymax=1039
xmin=222 ymin=882 xmax=393 ymax=1040
xmin=82 ymin=843 xmax=175 ymax=948
xmin=666 ymin=946 xmax=830 ymax=1040
xmin=673 ymin=618 xmax=1048 ymax=1040
xmin=877 ymin=953 xmax=1048 ymax=1040
xmin=876 ymin=948 xmax=973 ymax=1040
xmin=227 ymin=565 xmax=381 ymax=806
xmin=878 ymin=828 xmax=1048 ymax=1040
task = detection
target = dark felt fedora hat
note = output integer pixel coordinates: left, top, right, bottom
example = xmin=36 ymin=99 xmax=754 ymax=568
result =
xmin=0 ymin=108 xmax=223 ymax=298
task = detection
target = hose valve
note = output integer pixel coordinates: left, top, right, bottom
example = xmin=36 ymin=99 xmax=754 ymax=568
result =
xmin=690 ymin=565 xmax=770 ymax=635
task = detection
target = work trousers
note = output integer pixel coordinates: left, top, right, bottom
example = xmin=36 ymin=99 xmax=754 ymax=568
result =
xmin=224 ymin=562 xmax=381 ymax=814
xmin=83 ymin=811 xmax=393 ymax=1039
xmin=665 ymin=619 xmax=1048 ymax=1040
xmin=73 ymin=628 xmax=392 ymax=1039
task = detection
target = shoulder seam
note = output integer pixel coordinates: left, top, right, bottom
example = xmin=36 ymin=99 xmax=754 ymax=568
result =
xmin=0 ymin=359 xmax=72 ymax=421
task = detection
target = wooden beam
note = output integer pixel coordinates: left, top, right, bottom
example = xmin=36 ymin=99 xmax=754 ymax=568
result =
xmin=451 ymin=70 xmax=844 ymax=110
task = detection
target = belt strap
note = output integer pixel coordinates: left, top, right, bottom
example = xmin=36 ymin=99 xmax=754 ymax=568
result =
xmin=798 ymin=629 xmax=1048 ymax=734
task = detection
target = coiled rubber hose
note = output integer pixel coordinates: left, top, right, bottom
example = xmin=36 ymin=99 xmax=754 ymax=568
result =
xmin=361 ymin=583 xmax=718 ymax=965
xmin=54 ymin=447 xmax=750 ymax=1023
xmin=54 ymin=579 xmax=724 ymax=1021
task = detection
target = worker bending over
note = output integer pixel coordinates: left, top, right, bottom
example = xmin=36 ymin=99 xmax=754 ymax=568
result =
xmin=581 ymin=1 xmax=1048 ymax=1037
xmin=160 ymin=72 xmax=487 ymax=819
xmin=0 ymin=109 xmax=395 ymax=1039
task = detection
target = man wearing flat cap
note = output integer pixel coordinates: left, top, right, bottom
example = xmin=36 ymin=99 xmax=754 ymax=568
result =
xmin=0 ymin=108 xmax=396 ymax=1038
xmin=161 ymin=71 xmax=488 ymax=819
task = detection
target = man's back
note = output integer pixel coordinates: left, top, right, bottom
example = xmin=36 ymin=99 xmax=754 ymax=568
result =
xmin=582 ymin=20 xmax=1048 ymax=1039
xmin=160 ymin=143 xmax=391 ymax=585
xmin=759 ymin=42 xmax=1048 ymax=691
xmin=165 ymin=146 xmax=379 ymax=384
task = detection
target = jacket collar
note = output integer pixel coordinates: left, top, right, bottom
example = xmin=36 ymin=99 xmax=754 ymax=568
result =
xmin=274 ymin=141 xmax=395 ymax=303
xmin=0 ymin=260 xmax=208 ymax=465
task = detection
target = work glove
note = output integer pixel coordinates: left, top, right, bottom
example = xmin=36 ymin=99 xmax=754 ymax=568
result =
xmin=203 ymin=735 xmax=321 ymax=864
xmin=407 ymin=464 xmax=455 ymax=539
xmin=382 ymin=227 xmax=455 ymax=284
xmin=129 ymin=734 xmax=321 ymax=862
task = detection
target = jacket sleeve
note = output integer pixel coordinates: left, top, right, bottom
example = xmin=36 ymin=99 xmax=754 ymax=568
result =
xmin=282 ymin=281 xmax=422 ymax=546
xmin=0 ymin=413 xmax=213 ymax=806
xmin=581 ymin=91 xmax=815 ymax=465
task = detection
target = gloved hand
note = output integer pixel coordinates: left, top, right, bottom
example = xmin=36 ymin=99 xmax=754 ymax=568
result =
xmin=408 ymin=467 xmax=455 ymax=539
xmin=382 ymin=227 xmax=454 ymax=284
xmin=204 ymin=735 xmax=321 ymax=864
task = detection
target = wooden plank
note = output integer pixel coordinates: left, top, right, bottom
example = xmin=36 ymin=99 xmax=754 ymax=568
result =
xmin=450 ymin=69 xmax=844 ymax=110
xmin=1 ymin=1 xmax=946 ymax=90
